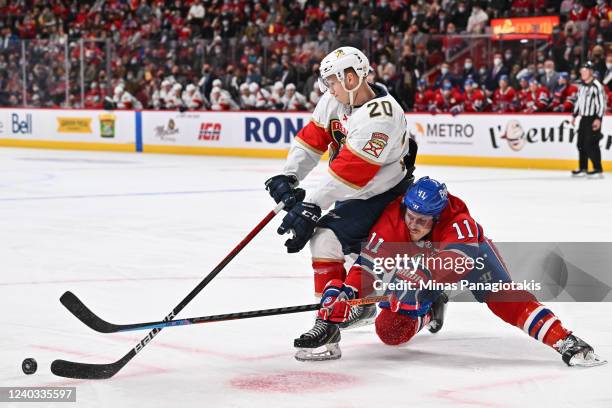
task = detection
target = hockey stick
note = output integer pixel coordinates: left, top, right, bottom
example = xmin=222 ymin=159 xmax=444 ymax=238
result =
xmin=59 ymin=293 xmax=389 ymax=333
xmin=51 ymin=201 xmax=286 ymax=379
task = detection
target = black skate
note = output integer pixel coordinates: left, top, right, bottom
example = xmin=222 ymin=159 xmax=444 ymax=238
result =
xmin=338 ymin=304 xmax=377 ymax=330
xmin=294 ymin=318 xmax=341 ymax=361
xmin=554 ymin=334 xmax=607 ymax=367
xmin=571 ymin=169 xmax=587 ymax=177
xmin=427 ymin=292 xmax=449 ymax=334
xmin=587 ymin=170 xmax=604 ymax=179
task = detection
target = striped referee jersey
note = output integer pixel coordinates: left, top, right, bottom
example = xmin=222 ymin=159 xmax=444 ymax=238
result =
xmin=573 ymin=78 xmax=607 ymax=119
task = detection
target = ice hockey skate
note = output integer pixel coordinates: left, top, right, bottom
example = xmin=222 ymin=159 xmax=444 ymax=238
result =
xmin=427 ymin=292 xmax=449 ymax=334
xmin=338 ymin=303 xmax=377 ymax=330
xmin=555 ymin=334 xmax=607 ymax=367
xmin=294 ymin=318 xmax=342 ymax=361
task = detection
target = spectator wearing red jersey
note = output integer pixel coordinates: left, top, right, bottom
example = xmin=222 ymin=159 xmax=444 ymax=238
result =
xmin=492 ymin=75 xmax=517 ymax=112
xmin=413 ymin=79 xmax=434 ymax=112
xmin=84 ymin=82 xmax=103 ymax=109
xmin=516 ymin=75 xmax=531 ymax=111
xmin=432 ymin=80 xmax=464 ymax=114
xmin=523 ymin=77 xmax=551 ymax=113
xmin=550 ymin=72 xmax=578 ymax=112
xmin=592 ymin=0 xmax=611 ymax=20
xmin=568 ymin=2 xmax=590 ymax=21
xmin=463 ymin=79 xmax=486 ymax=112
xmin=512 ymin=0 xmax=530 ymax=16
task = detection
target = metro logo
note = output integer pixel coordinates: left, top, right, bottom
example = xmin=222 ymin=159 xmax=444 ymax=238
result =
xmin=199 ymin=122 xmax=221 ymax=141
xmin=245 ymin=117 xmax=305 ymax=144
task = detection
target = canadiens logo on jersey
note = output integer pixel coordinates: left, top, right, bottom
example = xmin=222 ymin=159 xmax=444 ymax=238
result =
xmin=362 ymin=132 xmax=389 ymax=158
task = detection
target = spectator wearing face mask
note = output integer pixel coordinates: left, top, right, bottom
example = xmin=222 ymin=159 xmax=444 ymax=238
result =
xmin=461 ymin=57 xmax=480 ymax=85
xmin=434 ymin=62 xmax=455 ymax=89
xmin=466 ymin=3 xmax=488 ymax=34
xmin=503 ymin=50 xmax=514 ymax=70
xmin=589 ymin=45 xmax=607 ymax=80
xmin=485 ymin=53 xmax=509 ymax=91
xmin=450 ymin=1 xmax=470 ymax=32
xmin=541 ymin=59 xmax=560 ymax=92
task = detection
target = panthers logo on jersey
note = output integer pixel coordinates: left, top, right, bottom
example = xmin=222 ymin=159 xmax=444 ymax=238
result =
xmin=328 ymin=119 xmax=348 ymax=162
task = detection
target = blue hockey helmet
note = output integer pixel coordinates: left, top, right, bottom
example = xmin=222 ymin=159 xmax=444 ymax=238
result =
xmin=403 ymin=177 xmax=449 ymax=217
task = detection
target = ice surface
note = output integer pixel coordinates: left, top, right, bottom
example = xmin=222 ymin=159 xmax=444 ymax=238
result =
xmin=0 ymin=148 xmax=610 ymax=408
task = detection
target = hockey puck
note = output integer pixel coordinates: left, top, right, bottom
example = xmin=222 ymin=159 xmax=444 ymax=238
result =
xmin=22 ymin=358 xmax=37 ymax=375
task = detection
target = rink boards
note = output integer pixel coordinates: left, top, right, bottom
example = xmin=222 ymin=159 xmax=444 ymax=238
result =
xmin=1 ymin=108 xmax=611 ymax=170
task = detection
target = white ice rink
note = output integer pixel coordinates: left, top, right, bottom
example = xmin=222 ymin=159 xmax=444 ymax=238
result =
xmin=0 ymin=147 xmax=611 ymax=408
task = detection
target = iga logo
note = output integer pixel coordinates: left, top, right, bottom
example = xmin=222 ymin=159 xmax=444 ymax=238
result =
xmin=12 ymin=113 xmax=32 ymax=134
xmin=198 ymin=123 xmax=221 ymax=141
xmin=153 ymin=118 xmax=179 ymax=142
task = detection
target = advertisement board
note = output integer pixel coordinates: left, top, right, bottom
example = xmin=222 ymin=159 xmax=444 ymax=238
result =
xmin=0 ymin=108 xmax=135 ymax=151
xmin=140 ymin=110 xmax=311 ymax=157
xmin=1 ymin=108 xmax=610 ymax=170
xmin=407 ymin=113 xmax=612 ymax=170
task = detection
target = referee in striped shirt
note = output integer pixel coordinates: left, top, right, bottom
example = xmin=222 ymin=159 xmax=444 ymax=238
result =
xmin=572 ymin=61 xmax=607 ymax=178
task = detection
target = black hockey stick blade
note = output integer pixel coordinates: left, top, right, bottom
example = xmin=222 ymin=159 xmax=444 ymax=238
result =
xmin=60 ymin=291 xmax=120 ymax=334
xmin=51 ymin=351 xmax=134 ymax=380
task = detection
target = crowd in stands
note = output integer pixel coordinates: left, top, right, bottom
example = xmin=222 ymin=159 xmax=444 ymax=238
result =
xmin=0 ymin=0 xmax=610 ymax=113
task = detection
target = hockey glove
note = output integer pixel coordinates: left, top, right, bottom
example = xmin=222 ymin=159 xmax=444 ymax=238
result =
xmin=264 ymin=174 xmax=306 ymax=210
xmin=318 ymin=279 xmax=355 ymax=323
xmin=277 ymin=201 xmax=321 ymax=253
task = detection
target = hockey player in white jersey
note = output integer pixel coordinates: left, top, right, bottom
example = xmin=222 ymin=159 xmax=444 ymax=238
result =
xmin=265 ymin=47 xmax=417 ymax=338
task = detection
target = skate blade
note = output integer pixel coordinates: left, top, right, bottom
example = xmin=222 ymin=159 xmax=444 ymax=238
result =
xmin=339 ymin=316 xmax=376 ymax=331
xmin=294 ymin=344 xmax=341 ymax=362
xmin=568 ymin=351 xmax=608 ymax=367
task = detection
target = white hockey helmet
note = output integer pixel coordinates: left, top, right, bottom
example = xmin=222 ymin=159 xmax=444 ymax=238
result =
xmin=172 ymin=83 xmax=182 ymax=92
xmin=212 ymin=79 xmax=223 ymax=88
xmin=318 ymin=46 xmax=369 ymax=105
xmin=186 ymin=84 xmax=196 ymax=92
xmin=249 ymin=82 xmax=259 ymax=93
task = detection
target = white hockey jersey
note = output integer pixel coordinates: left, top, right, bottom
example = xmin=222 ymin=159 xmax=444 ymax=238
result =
xmin=283 ymin=84 xmax=411 ymax=210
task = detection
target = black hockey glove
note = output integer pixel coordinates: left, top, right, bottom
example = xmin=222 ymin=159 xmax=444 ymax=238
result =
xmin=277 ymin=202 xmax=321 ymax=253
xmin=265 ymin=174 xmax=305 ymax=210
